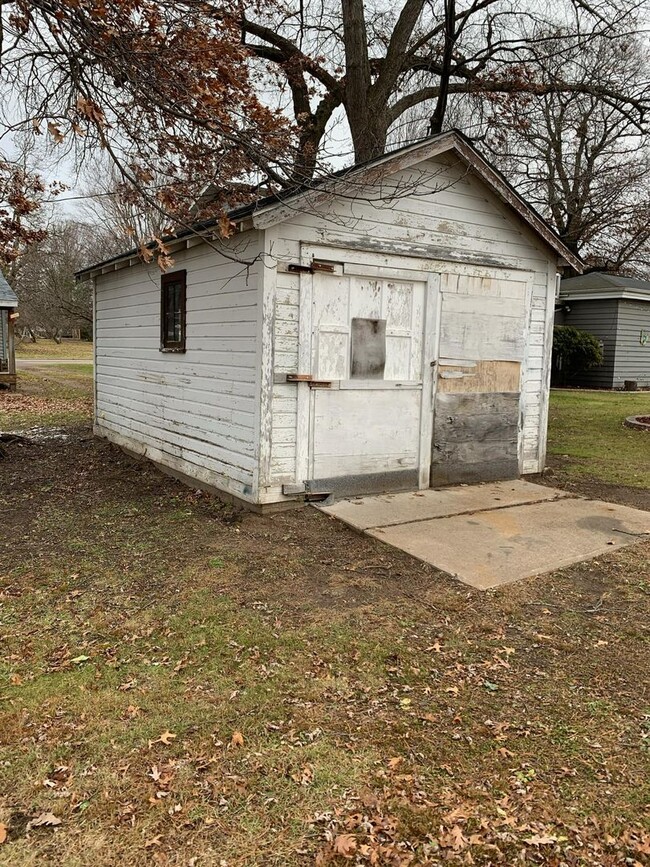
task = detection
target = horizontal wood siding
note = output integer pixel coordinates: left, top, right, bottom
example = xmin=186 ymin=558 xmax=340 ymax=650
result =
xmin=555 ymin=299 xmax=618 ymax=388
xmin=94 ymin=232 xmax=262 ymax=501
xmin=262 ymin=154 xmax=555 ymax=498
xmin=613 ymin=300 xmax=650 ymax=388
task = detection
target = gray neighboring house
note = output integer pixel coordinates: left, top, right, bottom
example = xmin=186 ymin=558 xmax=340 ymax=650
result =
xmin=556 ymin=272 xmax=650 ymax=388
xmin=0 ymin=271 xmax=18 ymax=392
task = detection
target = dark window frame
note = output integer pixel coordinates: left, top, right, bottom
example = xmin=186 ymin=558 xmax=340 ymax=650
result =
xmin=160 ymin=270 xmax=187 ymax=352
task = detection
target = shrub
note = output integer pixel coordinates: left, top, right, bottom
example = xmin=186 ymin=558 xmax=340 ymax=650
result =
xmin=552 ymin=325 xmax=604 ymax=385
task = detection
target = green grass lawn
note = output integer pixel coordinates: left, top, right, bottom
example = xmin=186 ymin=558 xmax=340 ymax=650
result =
xmin=42 ymin=362 xmax=94 ymax=375
xmin=548 ymin=389 xmax=650 ymax=488
xmin=0 ymin=372 xmax=648 ymax=866
xmin=15 ymin=339 xmax=93 ymax=359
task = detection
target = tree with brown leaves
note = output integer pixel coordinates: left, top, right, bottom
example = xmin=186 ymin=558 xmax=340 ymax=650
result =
xmin=0 ymin=0 xmax=294 ymax=261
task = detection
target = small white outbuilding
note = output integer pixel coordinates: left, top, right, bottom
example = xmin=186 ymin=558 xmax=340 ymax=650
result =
xmin=79 ymin=131 xmax=582 ymax=509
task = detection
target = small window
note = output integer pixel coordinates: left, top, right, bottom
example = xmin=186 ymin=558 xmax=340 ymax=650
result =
xmin=160 ymin=270 xmax=186 ymax=352
xmin=350 ymin=317 xmax=386 ymax=379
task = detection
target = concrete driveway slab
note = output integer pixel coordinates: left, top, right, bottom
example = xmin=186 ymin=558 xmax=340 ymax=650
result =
xmin=320 ymin=482 xmax=649 ymax=590
xmin=319 ymin=479 xmax=571 ymax=531
xmin=369 ymin=498 xmax=649 ymax=589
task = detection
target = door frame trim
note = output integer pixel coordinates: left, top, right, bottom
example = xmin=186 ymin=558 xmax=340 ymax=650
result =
xmin=294 ymin=267 xmax=313 ymax=485
xmin=419 ymin=272 xmax=442 ymax=488
xmin=295 ymin=244 xmax=439 ymax=489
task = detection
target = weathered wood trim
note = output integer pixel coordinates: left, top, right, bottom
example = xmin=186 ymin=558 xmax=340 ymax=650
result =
xmin=255 ymin=226 xmax=277 ymax=492
xmin=301 ymin=242 xmax=538 ymax=278
xmin=517 ymin=274 xmax=535 ymax=472
xmin=8 ymin=314 xmax=15 ymax=376
xmin=537 ymin=262 xmax=557 ymax=473
xmin=303 ymin=235 xmax=533 ymax=272
xmin=92 ymin=278 xmax=98 ymax=427
xmin=295 ymin=255 xmax=313 ymax=485
xmin=419 ymin=272 xmax=441 ymax=489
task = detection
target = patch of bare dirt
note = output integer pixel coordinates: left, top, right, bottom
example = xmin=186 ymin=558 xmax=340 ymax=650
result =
xmin=540 ymin=456 xmax=650 ymax=512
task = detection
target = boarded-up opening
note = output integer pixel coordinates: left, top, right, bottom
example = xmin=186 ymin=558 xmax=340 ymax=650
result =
xmin=437 ymin=360 xmax=521 ymax=394
xmin=431 ymin=273 xmax=528 ymax=486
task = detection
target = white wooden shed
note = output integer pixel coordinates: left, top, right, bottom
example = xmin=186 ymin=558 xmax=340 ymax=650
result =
xmin=79 ymin=131 xmax=582 ymax=509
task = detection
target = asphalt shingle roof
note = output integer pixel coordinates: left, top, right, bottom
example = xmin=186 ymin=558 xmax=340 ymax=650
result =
xmin=561 ymin=272 xmax=650 ymax=296
xmin=0 ymin=271 xmax=18 ymax=307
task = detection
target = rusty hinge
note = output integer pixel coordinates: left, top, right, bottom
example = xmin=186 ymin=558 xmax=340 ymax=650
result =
xmin=287 ymin=260 xmax=336 ymax=274
xmin=285 ymin=374 xmax=332 ymax=388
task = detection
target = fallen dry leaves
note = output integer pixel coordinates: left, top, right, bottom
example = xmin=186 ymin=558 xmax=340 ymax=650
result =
xmin=312 ymin=760 xmax=650 ymax=866
xmin=0 ymin=393 xmax=91 ymax=416
xmin=27 ymin=812 xmax=62 ymax=830
xmin=148 ymin=730 xmax=177 ymax=748
xmin=333 ymin=833 xmax=356 ymax=857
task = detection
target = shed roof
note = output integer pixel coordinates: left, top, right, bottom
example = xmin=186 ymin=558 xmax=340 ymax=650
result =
xmin=560 ymin=272 xmax=650 ymax=302
xmin=0 ymin=271 xmax=18 ymax=307
xmin=77 ymin=129 xmax=584 ymax=279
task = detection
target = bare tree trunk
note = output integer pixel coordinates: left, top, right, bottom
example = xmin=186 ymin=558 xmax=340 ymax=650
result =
xmin=429 ymin=0 xmax=455 ymax=135
xmin=341 ymin=0 xmax=374 ymax=161
xmin=341 ymin=0 xmax=391 ymax=162
xmin=343 ymin=0 xmax=427 ymax=162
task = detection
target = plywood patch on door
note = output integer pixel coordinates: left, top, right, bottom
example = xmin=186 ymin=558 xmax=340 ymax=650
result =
xmin=438 ymin=360 xmax=521 ymax=393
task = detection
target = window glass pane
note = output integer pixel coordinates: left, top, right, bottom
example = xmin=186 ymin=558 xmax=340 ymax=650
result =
xmin=350 ymin=317 xmax=386 ymax=379
xmin=161 ymin=274 xmax=185 ymax=348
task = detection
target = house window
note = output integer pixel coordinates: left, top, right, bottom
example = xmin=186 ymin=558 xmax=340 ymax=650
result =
xmin=160 ymin=270 xmax=186 ymax=352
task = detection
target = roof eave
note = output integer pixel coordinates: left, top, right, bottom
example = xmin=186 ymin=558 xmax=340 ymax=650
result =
xmin=560 ymin=289 xmax=650 ymax=302
xmin=77 ymin=129 xmax=583 ymax=279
